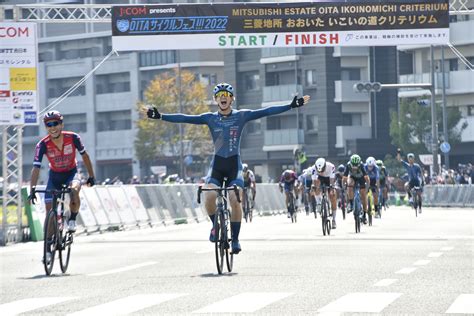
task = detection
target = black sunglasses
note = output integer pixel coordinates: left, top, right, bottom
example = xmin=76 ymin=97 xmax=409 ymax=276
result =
xmin=45 ymin=121 xmax=61 ymax=127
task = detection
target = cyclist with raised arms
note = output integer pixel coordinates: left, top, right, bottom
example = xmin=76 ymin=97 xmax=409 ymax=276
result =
xmin=312 ymin=158 xmax=337 ymax=228
xmin=28 ymin=111 xmax=96 ymax=234
xmin=343 ymin=154 xmax=370 ymax=224
xmin=279 ymin=169 xmax=299 ymax=217
xmin=396 ymin=149 xmax=423 ymax=206
xmin=364 ymin=156 xmax=380 ymax=217
xmin=376 ymin=159 xmax=389 ymax=210
xmin=146 ymin=83 xmax=310 ymax=254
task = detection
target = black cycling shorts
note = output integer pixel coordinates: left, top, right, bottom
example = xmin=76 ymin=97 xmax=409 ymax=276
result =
xmin=350 ymin=175 xmax=366 ymax=188
xmin=206 ymin=155 xmax=243 ymax=188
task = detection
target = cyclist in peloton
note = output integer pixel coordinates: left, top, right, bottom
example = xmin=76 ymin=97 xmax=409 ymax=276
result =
xmin=364 ymin=156 xmax=380 ymax=218
xmin=146 ymin=83 xmax=310 ymax=254
xmin=242 ymin=163 xmax=256 ymax=208
xmin=28 ymin=111 xmax=96 ymax=234
xmin=298 ymin=168 xmax=315 ymax=216
xmin=396 ymin=149 xmax=423 ymax=208
xmin=335 ymin=164 xmax=346 ymax=212
xmin=376 ymin=160 xmax=389 ymax=210
xmin=312 ymin=158 xmax=338 ymax=229
xmin=343 ymin=154 xmax=370 ymax=224
xmin=279 ymin=169 xmax=299 ymax=218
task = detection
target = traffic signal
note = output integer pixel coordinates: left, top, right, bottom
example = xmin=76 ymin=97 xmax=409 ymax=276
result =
xmin=353 ymin=82 xmax=382 ymax=93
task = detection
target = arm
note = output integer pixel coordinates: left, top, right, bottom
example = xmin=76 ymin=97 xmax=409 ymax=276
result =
xmin=30 ymin=167 xmax=40 ymax=188
xmin=81 ymin=152 xmax=95 ymax=179
xmin=244 ymin=95 xmax=310 ymax=121
xmin=161 ymin=113 xmax=208 ymax=125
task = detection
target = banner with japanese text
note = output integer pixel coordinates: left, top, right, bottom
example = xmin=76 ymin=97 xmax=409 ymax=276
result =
xmin=112 ymin=0 xmax=449 ymax=51
xmin=0 ymin=22 xmax=39 ymax=125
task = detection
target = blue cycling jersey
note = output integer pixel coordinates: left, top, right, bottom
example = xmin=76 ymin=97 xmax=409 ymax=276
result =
xmin=401 ymin=160 xmax=422 ymax=181
xmin=161 ymin=105 xmax=291 ymax=158
xmin=364 ymin=164 xmax=380 ymax=180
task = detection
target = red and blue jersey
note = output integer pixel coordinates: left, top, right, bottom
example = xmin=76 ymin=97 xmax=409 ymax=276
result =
xmin=33 ymin=131 xmax=86 ymax=172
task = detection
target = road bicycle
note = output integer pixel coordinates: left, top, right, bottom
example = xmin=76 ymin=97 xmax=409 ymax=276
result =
xmin=337 ymin=185 xmax=346 ymax=220
xmin=367 ymin=186 xmax=376 ymax=226
xmin=288 ymin=190 xmax=297 ymax=223
xmin=349 ymin=183 xmax=363 ymax=233
xmin=197 ymin=185 xmax=240 ymax=275
xmin=242 ymin=186 xmax=253 ymax=223
xmin=319 ymin=185 xmax=333 ymax=236
xmin=35 ymin=186 xmax=73 ymax=276
xmin=302 ymin=187 xmax=317 ymax=218
xmin=410 ymin=186 xmax=423 ymax=217
xmin=377 ymin=186 xmax=384 ymax=218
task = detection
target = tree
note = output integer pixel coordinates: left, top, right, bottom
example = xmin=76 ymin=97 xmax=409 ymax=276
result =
xmin=135 ymin=69 xmax=212 ymax=166
xmin=389 ymin=99 xmax=467 ymax=155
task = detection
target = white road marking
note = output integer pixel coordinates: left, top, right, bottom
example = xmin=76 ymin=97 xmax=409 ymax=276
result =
xmin=0 ymin=297 xmax=76 ymax=316
xmin=440 ymin=247 xmax=454 ymax=251
xmin=318 ymin=292 xmax=402 ymax=313
xmin=413 ymin=260 xmax=431 ymax=266
xmin=88 ymin=261 xmax=156 ymax=276
xmin=373 ymin=279 xmax=398 ymax=287
xmin=67 ymin=294 xmax=185 ymax=316
xmin=192 ymin=292 xmax=293 ymax=313
xmin=395 ymin=267 xmax=417 ymax=274
xmin=445 ymin=294 xmax=474 ymax=314
xmin=428 ymin=252 xmax=444 ymax=257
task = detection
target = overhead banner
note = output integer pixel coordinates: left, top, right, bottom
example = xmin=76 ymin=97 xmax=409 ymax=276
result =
xmin=112 ymin=0 xmax=449 ymax=51
xmin=0 ymin=22 xmax=39 ymax=125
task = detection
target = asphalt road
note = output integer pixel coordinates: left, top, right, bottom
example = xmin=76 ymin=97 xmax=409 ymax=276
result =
xmin=1 ymin=206 xmax=473 ymax=315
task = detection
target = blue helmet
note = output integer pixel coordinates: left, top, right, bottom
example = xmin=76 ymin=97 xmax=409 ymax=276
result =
xmin=213 ymin=82 xmax=234 ymax=97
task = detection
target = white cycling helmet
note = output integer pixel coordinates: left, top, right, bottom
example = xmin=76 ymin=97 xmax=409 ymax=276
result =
xmin=315 ymin=158 xmax=326 ymax=173
xmin=366 ymin=156 xmax=376 ymax=167
xmin=304 ymin=168 xmax=312 ymax=177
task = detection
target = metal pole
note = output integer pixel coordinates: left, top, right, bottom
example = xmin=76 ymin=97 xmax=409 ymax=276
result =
xmin=16 ymin=126 xmax=23 ymax=242
xmin=1 ymin=127 xmax=7 ymax=246
xmin=396 ymin=49 xmax=401 ymax=127
xmin=372 ymin=46 xmax=377 ymax=139
xmin=294 ymin=58 xmax=299 ymax=144
xmin=430 ymin=46 xmax=439 ymax=174
xmin=441 ymin=46 xmax=449 ymax=169
xmin=177 ymin=51 xmax=184 ymax=179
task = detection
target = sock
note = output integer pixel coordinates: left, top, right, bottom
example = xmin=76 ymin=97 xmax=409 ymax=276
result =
xmin=349 ymin=199 xmax=353 ymax=206
xmin=209 ymin=214 xmax=216 ymax=226
xmin=70 ymin=212 xmax=77 ymax=221
xmin=231 ymin=221 xmax=241 ymax=241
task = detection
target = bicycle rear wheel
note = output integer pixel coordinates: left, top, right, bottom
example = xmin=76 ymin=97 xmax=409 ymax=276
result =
xmin=59 ymin=232 xmax=73 ymax=273
xmin=341 ymin=197 xmax=346 ymax=220
xmin=321 ymin=200 xmax=327 ymax=236
xmin=43 ymin=211 xmax=58 ymax=275
xmin=214 ymin=215 xmax=225 ymax=275
xmin=354 ymin=205 xmax=361 ymax=234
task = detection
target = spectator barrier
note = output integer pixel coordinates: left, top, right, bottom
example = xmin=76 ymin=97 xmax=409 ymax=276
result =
xmin=23 ymin=184 xmax=286 ymax=240
xmin=423 ymin=185 xmax=474 ymax=207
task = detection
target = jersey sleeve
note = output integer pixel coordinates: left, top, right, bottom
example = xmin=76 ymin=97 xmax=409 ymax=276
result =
xmin=361 ymin=166 xmax=368 ymax=176
xmin=401 ymin=160 xmax=409 ymax=169
xmin=72 ymin=133 xmax=86 ymax=155
xmin=243 ymin=104 xmax=291 ymax=122
xmin=343 ymin=164 xmax=350 ymax=177
xmin=328 ymin=163 xmax=336 ymax=179
xmin=33 ymin=141 xmax=46 ymax=168
xmin=161 ymin=113 xmax=209 ymax=125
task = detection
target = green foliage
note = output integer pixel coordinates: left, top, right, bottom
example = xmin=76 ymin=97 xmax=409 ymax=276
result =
xmin=389 ymin=99 xmax=467 ymax=156
xmin=135 ymin=69 xmax=212 ymax=163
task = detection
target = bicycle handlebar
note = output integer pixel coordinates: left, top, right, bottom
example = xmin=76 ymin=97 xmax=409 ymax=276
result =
xmin=197 ymin=185 xmax=241 ymax=204
xmin=34 ymin=188 xmax=72 ymax=196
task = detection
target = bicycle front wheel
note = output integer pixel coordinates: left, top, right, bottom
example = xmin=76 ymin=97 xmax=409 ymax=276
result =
xmin=214 ymin=215 xmax=225 ymax=275
xmin=59 ymin=232 xmax=73 ymax=273
xmin=43 ymin=211 xmax=58 ymax=275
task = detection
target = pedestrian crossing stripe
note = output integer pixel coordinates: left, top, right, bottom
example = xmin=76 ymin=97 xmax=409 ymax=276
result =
xmin=67 ymin=294 xmax=186 ymax=316
xmin=0 ymin=297 xmax=77 ymax=316
xmin=445 ymin=294 xmax=474 ymax=314
xmin=318 ymin=292 xmax=402 ymax=313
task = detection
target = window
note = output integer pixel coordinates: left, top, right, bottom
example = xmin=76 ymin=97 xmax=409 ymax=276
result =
xmin=266 ymin=72 xmax=280 ymax=86
xmin=23 ymin=126 xmax=38 ymax=137
xmin=97 ymin=110 xmax=131 ymax=131
xmin=449 ymin=59 xmax=458 ymax=71
xmin=199 ymin=74 xmax=217 ymax=86
xmin=246 ymin=119 xmax=261 ymax=135
xmin=352 ymin=113 xmax=362 ymax=126
xmin=139 ymin=51 xmax=175 ymax=67
xmin=305 ymin=70 xmax=317 ymax=86
xmin=65 ymin=114 xmax=87 ymax=133
xmin=306 ymin=115 xmax=319 ymax=132
xmin=341 ymin=68 xmax=361 ymax=80
xmin=267 ymin=116 xmax=281 ymax=130
xmin=243 ymin=71 xmax=260 ymax=91
xmin=47 ymin=77 xmax=85 ymax=98
xmin=96 ymin=72 xmax=130 ymax=94
xmin=467 ymin=105 xmax=474 ymax=116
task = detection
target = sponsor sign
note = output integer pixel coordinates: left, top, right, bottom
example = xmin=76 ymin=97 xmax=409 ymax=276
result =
xmin=419 ymin=154 xmax=441 ymax=166
xmin=0 ymin=22 xmax=39 ymax=125
xmin=112 ymin=0 xmax=449 ymax=50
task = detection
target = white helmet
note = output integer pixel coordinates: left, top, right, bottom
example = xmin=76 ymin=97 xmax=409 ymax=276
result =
xmin=315 ymin=158 xmax=326 ymax=173
xmin=366 ymin=156 xmax=376 ymax=167
xmin=304 ymin=168 xmax=312 ymax=177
